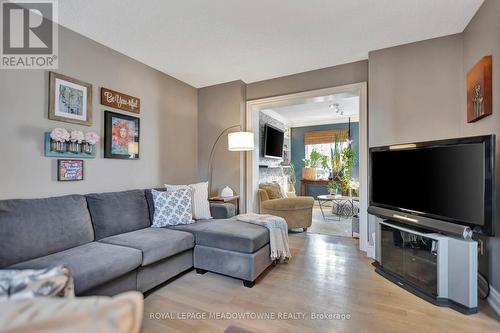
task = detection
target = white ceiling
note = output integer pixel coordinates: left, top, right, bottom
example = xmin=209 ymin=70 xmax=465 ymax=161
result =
xmin=58 ymin=0 xmax=483 ymax=88
xmin=262 ymin=92 xmax=359 ymax=127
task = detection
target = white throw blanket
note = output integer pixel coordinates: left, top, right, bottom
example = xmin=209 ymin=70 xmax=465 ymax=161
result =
xmin=237 ymin=213 xmax=291 ymax=263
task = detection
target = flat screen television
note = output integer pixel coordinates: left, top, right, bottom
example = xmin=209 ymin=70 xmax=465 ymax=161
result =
xmin=369 ymin=135 xmax=495 ymax=236
xmin=264 ymin=124 xmax=284 ymax=159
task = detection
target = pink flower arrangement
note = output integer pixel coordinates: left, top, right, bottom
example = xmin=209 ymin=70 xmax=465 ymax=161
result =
xmin=70 ymin=130 xmax=85 ymax=143
xmin=84 ymin=131 xmax=100 ymax=145
xmin=50 ymin=128 xmax=70 ymax=143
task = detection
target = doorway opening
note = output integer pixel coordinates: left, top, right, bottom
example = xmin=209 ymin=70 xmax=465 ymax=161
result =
xmin=245 ymin=83 xmax=371 ymax=254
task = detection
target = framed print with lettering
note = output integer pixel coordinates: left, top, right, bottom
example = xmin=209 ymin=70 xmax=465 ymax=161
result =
xmin=57 ymin=159 xmax=84 ymax=181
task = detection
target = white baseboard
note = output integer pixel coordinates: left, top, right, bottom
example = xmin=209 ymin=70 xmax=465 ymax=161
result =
xmin=488 ymin=285 xmax=500 ymax=317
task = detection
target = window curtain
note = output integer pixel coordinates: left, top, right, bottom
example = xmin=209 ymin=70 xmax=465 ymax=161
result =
xmin=304 ymin=129 xmax=348 ymax=145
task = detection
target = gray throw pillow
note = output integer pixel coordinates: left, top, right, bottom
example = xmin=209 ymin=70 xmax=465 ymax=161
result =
xmin=0 ymin=266 xmax=74 ymax=300
xmin=151 ymin=188 xmax=194 ymax=227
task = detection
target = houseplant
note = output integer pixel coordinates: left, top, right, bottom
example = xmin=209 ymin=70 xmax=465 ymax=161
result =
xmin=328 ymin=144 xmax=357 ymax=196
xmin=283 ymin=163 xmax=297 ymax=195
xmin=321 ymin=154 xmax=331 ymax=178
xmin=330 ymin=135 xmax=343 ymax=178
xmin=302 ymin=149 xmax=322 ymax=180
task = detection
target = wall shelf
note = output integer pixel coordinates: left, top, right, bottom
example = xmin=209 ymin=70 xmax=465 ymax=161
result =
xmin=44 ymin=132 xmax=97 ymax=159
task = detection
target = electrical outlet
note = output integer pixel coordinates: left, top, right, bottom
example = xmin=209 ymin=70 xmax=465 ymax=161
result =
xmin=478 ymin=239 xmax=484 ymax=256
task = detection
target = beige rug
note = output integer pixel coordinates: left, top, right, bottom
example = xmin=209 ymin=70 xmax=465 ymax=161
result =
xmin=306 ymin=205 xmax=354 ymax=238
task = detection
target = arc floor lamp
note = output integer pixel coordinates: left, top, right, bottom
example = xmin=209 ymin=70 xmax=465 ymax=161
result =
xmin=208 ymin=125 xmax=254 ymax=195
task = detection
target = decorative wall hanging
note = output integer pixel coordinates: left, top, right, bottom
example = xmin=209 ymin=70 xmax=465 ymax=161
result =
xmin=467 ymin=55 xmax=492 ymax=123
xmin=104 ymin=111 xmax=140 ymax=159
xmin=45 ymin=128 xmax=99 ymax=158
xmin=101 ymin=87 xmax=141 ymax=114
xmin=49 ymin=72 xmax=93 ymax=126
xmin=57 ymin=159 xmax=84 ymax=181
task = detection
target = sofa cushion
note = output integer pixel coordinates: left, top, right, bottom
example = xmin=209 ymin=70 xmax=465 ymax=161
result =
xmin=259 ymin=182 xmax=283 ymax=200
xmin=8 ymin=242 xmax=142 ymax=295
xmin=86 ymin=190 xmax=151 ymax=240
xmin=0 ymin=195 xmax=94 ymax=268
xmin=99 ymin=228 xmax=194 ymax=266
xmin=170 ymin=219 xmax=269 ymax=254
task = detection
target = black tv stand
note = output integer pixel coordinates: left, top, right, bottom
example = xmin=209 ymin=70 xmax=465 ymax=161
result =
xmin=375 ymin=220 xmax=478 ymax=314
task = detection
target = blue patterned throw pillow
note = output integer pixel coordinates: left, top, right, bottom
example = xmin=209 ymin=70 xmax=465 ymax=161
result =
xmin=151 ymin=188 xmax=193 ymax=227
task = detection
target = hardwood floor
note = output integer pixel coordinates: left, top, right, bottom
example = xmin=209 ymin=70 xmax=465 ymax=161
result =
xmin=142 ymin=233 xmax=500 ymax=333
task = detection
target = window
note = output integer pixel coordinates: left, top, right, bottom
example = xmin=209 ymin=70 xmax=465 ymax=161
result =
xmin=305 ymin=141 xmax=350 ymax=179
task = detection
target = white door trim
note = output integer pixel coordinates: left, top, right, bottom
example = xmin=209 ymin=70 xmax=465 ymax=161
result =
xmin=244 ymin=82 xmax=370 ymax=253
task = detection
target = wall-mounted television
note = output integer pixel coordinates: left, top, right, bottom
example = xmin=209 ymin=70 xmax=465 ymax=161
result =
xmin=369 ymin=135 xmax=495 ymax=236
xmin=263 ymin=124 xmax=284 ymax=159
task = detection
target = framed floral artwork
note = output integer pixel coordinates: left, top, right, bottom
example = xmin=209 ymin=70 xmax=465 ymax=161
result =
xmin=49 ymin=72 xmax=93 ymax=126
xmin=104 ymin=111 xmax=140 ymax=159
xmin=57 ymin=159 xmax=84 ymax=181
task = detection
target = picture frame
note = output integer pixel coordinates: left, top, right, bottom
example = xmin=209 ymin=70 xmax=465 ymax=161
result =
xmin=57 ymin=159 xmax=84 ymax=181
xmin=467 ymin=55 xmax=492 ymax=123
xmin=101 ymin=87 xmax=141 ymax=114
xmin=49 ymin=72 xmax=93 ymax=126
xmin=104 ymin=111 xmax=140 ymax=159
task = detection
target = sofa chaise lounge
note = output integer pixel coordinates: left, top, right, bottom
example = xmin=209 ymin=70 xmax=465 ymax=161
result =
xmin=0 ymin=189 xmax=273 ymax=295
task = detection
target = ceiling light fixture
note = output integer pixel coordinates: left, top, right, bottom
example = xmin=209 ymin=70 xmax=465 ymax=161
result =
xmin=331 ymin=103 xmax=344 ymax=115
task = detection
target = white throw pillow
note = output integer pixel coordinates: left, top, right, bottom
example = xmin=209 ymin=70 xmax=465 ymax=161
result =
xmin=165 ymin=182 xmax=212 ymax=220
xmin=151 ymin=188 xmax=194 ymax=227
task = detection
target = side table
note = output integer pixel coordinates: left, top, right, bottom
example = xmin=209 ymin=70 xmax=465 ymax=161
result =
xmin=209 ymin=195 xmax=240 ymax=215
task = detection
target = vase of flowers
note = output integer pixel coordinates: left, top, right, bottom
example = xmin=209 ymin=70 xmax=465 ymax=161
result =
xmin=49 ymin=128 xmax=70 ymax=152
xmin=82 ymin=131 xmax=100 ymax=154
xmin=68 ymin=130 xmax=84 ymax=153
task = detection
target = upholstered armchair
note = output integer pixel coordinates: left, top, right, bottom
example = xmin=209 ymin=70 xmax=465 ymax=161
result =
xmin=258 ymin=184 xmax=314 ymax=231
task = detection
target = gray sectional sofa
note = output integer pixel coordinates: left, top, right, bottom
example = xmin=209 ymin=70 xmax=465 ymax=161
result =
xmin=0 ymin=189 xmax=273 ymax=295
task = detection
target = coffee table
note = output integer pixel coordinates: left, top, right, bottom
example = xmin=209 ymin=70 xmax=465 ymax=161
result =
xmin=317 ymin=195 xmax=359 ymax=220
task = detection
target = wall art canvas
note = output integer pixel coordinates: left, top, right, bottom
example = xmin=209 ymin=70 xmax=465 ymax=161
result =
xmin=57 ymin=159 xmax=84 ymax=181
xmin=467 ymin=56 xmax=492 ymax=123
xmin=104 ymin=111 xmax=140 ymax=159
xmin=49 ymin=72 xmax=93 ymax=126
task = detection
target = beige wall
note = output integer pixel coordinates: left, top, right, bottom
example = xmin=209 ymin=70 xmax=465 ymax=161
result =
xmin=197 ymin=81 xmax=246 ymax=197
xmin=462 ymin=0 xmax=500 ymax=291
xmin=0 ymin=26 xmax=198 ymax=199
xmin=246 ymin=60 xmax=368 ymax=100
xmin=368 ymin=34 xmax=464 ymax=147
xmin=194 ymin=60 xmax=368 ymax=208
xmin=368 ymin=0 xmax=500 ymax=290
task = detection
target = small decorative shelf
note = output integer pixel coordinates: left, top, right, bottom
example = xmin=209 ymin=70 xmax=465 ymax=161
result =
xmin=259 ymin=164 xmax=291 ymax=169
xmin=44 ymin=132 xmax=97 ymax=158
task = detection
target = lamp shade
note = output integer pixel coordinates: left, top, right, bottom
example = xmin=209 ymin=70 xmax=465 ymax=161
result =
xmin=228 ymin=131 xmax=254 ymax=151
